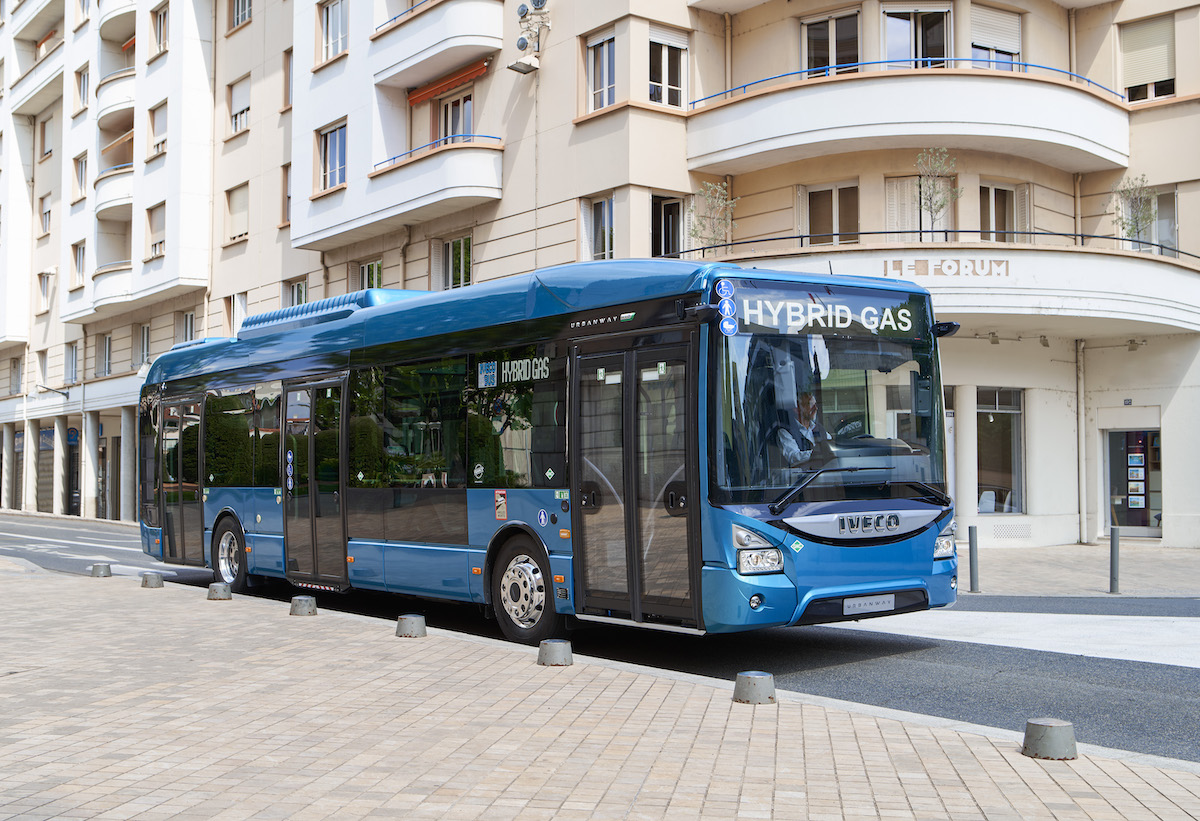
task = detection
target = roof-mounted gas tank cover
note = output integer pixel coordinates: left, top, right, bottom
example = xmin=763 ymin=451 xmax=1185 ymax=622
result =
xmin=236 ymin=288 xmax=428 ymax=340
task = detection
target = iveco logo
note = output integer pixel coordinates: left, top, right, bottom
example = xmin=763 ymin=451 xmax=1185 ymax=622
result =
xmin=839 ymin=513 xmax=902 ymax=536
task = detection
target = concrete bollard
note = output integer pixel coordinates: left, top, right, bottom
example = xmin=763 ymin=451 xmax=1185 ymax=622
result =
xmin=1110 ymin=527 xmax=1120 ymax=594
xmin=207 ymin=582 xmax=232 ymax=600
xmin=1021 ymin=717 xmax=1078 ymax=760
xmin=395 ymin=614 xmax=427 ymax=638
xmin=732 ymin=671 xmax=776 ymax=705
xmin=968 ymin=525 xmax=980 ymax=593
xmin=141 ymin=572 xmax=164 ymax=588
xmin=537 ymin=639 xmax=573 ymax=666
xmin=289 ymin=595 xmax=318 ymax=616
xmin=90 ymin=563 xmax=112 ymax=578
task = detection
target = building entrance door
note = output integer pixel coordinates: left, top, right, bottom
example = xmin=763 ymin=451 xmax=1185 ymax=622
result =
xmin=1107 ymin=430 xmax=1161 ymax=537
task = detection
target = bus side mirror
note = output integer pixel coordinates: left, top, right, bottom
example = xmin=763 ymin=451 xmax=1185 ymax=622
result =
xmin=933 ymin=322 xmax=960 ymax=338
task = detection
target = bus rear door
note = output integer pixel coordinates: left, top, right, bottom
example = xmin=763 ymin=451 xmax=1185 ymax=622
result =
xmin=161 ymin=400 xmax=203 ymax=566
xmin=572 ymin=338 xmax=700 ymax=628
xmin=283 ymin=380 xmax=348 ymax=590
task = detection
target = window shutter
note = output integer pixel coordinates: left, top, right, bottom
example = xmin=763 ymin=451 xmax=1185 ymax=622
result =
xmin=586 ymin=28 xmax=614 ymax=48
xmin=429 ymin=240 xmax=445 ymax=290
xmin=1121 ymin=15 xmax=1175 ymax=89
xmin=649 ymin=23 xmax=689 ymax=50
xmin=795 ymin=185 xmax=809 ymax=244
xmin=682 ymin=195 xmax=696 ymax=255
xmin=579 ymin=199 xmax=594 ymax=260
xmin=886 ymin=177 xmax=918 ymax=242
xmin=231 ymin=77 xmax=249 ymax=112
xmin=228 ymin=185 xmax=248 ymax=239
xmin=149 ymin=204 xmax=165 ymax=243
xmin=971 ymin=5 xmax=1021 ymax=54
xmin=1014 ymin=184 xmax=1031 ymax=235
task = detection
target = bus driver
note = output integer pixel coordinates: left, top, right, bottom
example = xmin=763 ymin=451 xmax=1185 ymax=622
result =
xmin=777 ymin=391 xmax=831 ymax=465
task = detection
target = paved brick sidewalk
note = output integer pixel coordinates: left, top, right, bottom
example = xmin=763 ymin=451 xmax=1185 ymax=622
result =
xmin=1 ymin=563 xmax=1198 ymax=820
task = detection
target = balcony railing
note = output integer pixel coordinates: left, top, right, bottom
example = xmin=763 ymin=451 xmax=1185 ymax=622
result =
xmin=690 ymin=58 xmax=1126 ymax=110
xmin=662 ymin=229 xmax=1194 ymax=263
xmin=373 ymin=134 xmax=501 ymax=172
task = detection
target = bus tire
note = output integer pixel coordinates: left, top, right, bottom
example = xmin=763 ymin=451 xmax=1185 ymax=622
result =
xmin=213 ymin=518 xmax=249 ymax=594
xmin=492 ymin=537 xmax=562 ymax=645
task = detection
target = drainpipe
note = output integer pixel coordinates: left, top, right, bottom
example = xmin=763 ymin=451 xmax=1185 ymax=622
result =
xmin=1068 ymin=9 xmax=1077 ymax=76
xmin=1076 ymin=339 xmax=1087 ymax=543
xmin=1074 ymin=173 xmax=1082 ymax=245
xmin=724 ymin=14 xmax=732 ymax=97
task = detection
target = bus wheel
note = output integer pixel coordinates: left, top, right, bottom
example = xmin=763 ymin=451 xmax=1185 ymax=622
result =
xmin=492 ymin=538 xmax=562 ymax=645
xmin=214 ymin=519 xmax=249 ymax=594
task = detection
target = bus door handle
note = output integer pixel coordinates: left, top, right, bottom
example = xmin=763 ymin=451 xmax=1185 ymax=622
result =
xmin=665 ymin=482 xmax=688 ymax=516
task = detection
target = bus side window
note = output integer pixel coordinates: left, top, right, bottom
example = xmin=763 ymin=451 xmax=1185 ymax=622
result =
xmin=204 ymin=391 xmax=254 ymax=488
xmin=254 ymin=385 xmax=282 ymax=489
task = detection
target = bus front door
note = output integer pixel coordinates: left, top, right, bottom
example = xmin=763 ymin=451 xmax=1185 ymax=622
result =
xmin=283 ymin=382 xmax=348 ymax=590
xmin=161 ymin=401 xmax=203 ymax=566
xmin=573 ymin=342 xmax=698 ymax=628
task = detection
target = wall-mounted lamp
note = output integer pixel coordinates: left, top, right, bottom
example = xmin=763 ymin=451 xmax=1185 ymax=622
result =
xmin=1039 ymin=336 xmax=1049 ymax=348
xmin=988 ymin=332 xmax=999 ymax=345
xmin=37 ymin=385 xmax=69 ymax=398
xmin=1128 ymin=339 xmax=1141 ymax=352
xmin=507 ymin=55 xmax=540 ymax=74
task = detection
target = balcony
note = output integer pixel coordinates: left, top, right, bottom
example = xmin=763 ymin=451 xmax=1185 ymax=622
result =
xmin=91 ymin=260 xmax=134 ymax=315
xmin=720 ymin=243 xmax=1200 ymax=339
xmin=687 ymin=64 xmax=1129 ymax=176
xmin=9 ymin=24 xmax=65 ymax=116
xmin=10 ymin=0 xmax=62 ymax=42
xmin=371 ymin=0 xmax=503 ymax=90
xmin=294 ymin=137 xmax=503 ymax=251
xmin=95 ymin=68 xmax=135 ymax=131
xmin=97 ymin=0 xmax=136 ymax=42
xmin=94 ymin=165 xmax=133 ymax=220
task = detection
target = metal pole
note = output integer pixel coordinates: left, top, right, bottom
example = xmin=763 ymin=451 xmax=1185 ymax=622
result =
xmin=968 ymin=525 xmax=979 ymax=593
xmin=1109 ymin=527 xmax=1120 ymax=594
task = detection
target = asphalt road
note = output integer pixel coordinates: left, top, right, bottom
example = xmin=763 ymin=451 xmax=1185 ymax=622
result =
xmin=3 ymin=513 xmax=1197 ymax=764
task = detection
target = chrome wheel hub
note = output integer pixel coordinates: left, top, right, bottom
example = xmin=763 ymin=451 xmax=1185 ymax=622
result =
xmin=499 ymin=553 xmax=545 ymax=629
xmin=217 ymin=531 xmax=240 ymax=584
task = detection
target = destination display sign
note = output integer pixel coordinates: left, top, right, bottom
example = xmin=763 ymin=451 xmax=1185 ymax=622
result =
xmin=713 ymin=280 xmax=929 ymax=340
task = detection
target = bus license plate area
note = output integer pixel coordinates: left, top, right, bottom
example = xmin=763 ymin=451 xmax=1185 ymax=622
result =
xmin=843 ymin=593 xmax=895 ymax=616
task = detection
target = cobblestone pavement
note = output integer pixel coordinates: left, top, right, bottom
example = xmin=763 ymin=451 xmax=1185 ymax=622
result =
xmin=1 ymin=559 xmax=1198 ymax=820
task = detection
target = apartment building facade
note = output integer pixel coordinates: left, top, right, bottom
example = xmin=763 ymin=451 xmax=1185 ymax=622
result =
xmin=1 ymin=0 xmax=1197 ymax=547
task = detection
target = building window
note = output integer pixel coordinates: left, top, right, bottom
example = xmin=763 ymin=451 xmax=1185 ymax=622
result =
xmin=318 ymin=122 xmax=346 ymax=190
xmin=581 ymin=195 xmax=615 ymax=260
xmin=65 ymin=343 xmax=78 ymax=385
xmin=38 ymin=272 xmax=51 ymax=312
xmin=74 ymin=67 xmax=89 ymax=111
xmin=285 ymin=278 xmax=307 ymax=307
xmin=977 ymin=387 xmax=1023 ymax=514
xmin=10 ymin=357 xmax=22 ymax=395
xmin=281 ymin=164 xmax=291 ymax=224
xmin=135 ymin=323 xmax=151 ymax=366
xmin=228 ymin=292 xmax=248 ymax=334
xmin=226 ymin=183 xmax=249 ymax=242
xmin=37 ymin=351 xmax=48 ymax=386
xmin=652 ymin=196 xmax=682 ymax=257
xmin=230 ymin=0 xmax=250 ymax=29
xmin=153 ymin=3 xmax=169 ymax=54
xmin=971 ymin=5 xmax=1020 ymax=69
xmin=72 ymin=242 xmax=86 ymax=287
xmin=147 ymin=202 xmax=166 ymax=257
xmin=96 ymin=334 xmax=112 ymax=378
xmin=1121 ymin=15 xmax=1174 ymax=102
xmin=39 ymin=195 xmax=51 ymax=234
xmin=649 ymin=26 xmax=687 ymax=107
xmin=802 ymin=183 xmax=860 ymax=245
xmin=885 ymin=176 xmax=954 ymax=242
xmin=802 ymin=12 xmax=859 ymax=77
xmin=229 ymin=76 xmax=250 ymax=135
xmin=283 ymin=48 xmax=293 ymax=107
xmin=1122 ymin=185 xmax=1179 ymax=256
xmin=979 ymin=182 xmax=1030 ymax=242
xmin=179 ymin=311 xmax=196 ymax=342
xmin=442 ymin=237 xmax=471 ymax=290
xmin=587 ymin=30 xmax=616 ymax=112
xmin=320 ymin=0 xmax=348 ymax=62
xmin=440 ymin=89 xmax=472 ymax=145
xmin=73 ymin=153 xmax=88 ymax=200
xmin=885 ymin=10 xmax=949 ymax=69
xmin=149 ymin=102 xmax=167 ymax=155
xmin=40 ymin=116 xmax=54 ymax=157
xmin=356 ymin=260 xmax=382 ymax=290
xmin=77 ymin=0 xmax=90 ymax=23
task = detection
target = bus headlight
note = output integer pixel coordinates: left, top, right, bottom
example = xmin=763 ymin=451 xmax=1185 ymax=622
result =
xmin=934 ymin=522 xmax=956 ymax=559
xmin=734 ymin=526 xmax=783 ymax=574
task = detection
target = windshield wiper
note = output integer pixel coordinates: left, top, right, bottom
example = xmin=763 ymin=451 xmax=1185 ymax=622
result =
xmin=768 ymin=466 xmax=894 ymax=516
xmin=900 ymin=480 xmax=952 ymax=507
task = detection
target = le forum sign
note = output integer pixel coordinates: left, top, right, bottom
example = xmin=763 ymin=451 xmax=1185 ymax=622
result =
xmin=883 ymin=258 xmax=1011 ymax=277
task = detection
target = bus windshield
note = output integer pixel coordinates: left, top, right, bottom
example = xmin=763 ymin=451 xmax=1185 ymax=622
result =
xmin=711 ymin=282 xmax=946 ymax=507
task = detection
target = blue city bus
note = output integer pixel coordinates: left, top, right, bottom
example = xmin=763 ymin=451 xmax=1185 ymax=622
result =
xmin=138 ymin=259 xmax=958 ymax=643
